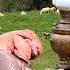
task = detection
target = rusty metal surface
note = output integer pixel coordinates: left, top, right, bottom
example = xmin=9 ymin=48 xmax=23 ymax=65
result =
xmin=44 ymin=10 xmax=70 ymax=69
xmin=52 ymin=11 xmax=70 ymax=35
xmin=53 ymin=23 xmax=70 ymax=34
xmin=51 ymin=11 xmax=70 ymax=59
xmin=50 ymin=34 xmax=70 ymax=60
xmin=60 ymin=11 xmax=70 ymax=20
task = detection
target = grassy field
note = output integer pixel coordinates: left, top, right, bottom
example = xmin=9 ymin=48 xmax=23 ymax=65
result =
xmin=0 ymin=10 xmax=60 ymax=70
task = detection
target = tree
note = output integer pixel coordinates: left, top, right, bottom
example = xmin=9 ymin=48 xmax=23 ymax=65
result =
xmin=0 ymin=0 xmax=52 ymax=11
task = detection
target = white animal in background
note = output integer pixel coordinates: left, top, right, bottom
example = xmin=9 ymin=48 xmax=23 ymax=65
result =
xmin=21 ymin=11 xmax=27 ymax=15
xmin=40 ymin=7 xmax=51 ymax=15
xmin=0 ymin=12 xmax=4 ymax=16
xmin=40 ymin=7 xmax=56 ymax=15
xmin=56 ymin=9 xmax=60 ymax=15
xmin=50 ymin=7 xmax=56 ymax=12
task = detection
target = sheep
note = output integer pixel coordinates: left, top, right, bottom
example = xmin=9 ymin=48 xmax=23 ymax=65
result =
xmin=56 ymin=9 xmax=60 ymax=15
xmin=21 ymin=11 xmax=27 ymax=15
xmin=40 ymin=7 xmax=56 ymax=15
xmin=50 ymin=7 xmax=56 ymax=12
xmin=40 ymin=7 xmax=51 ymax=15
xmin=0 ymin=12 xmax=4 ymax=16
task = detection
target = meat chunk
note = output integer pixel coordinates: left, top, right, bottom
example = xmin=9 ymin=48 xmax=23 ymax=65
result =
xmin=0 ymin=29 xmax=43 ymax=62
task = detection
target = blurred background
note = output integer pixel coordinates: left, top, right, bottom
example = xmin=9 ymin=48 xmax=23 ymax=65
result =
xmin=0 ymin=0 xmax=53 ymax=12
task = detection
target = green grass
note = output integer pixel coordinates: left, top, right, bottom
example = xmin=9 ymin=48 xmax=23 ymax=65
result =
xmin=0 ymin=10 xmax=60 ymax=70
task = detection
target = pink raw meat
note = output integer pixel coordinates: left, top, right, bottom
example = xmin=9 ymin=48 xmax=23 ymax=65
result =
xmin=0 ymin=29 xmax=43 ymax=62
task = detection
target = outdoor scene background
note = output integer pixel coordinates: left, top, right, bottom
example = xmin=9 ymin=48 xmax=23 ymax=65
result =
xmin=0 ymin=0 xmax=53 ymax=12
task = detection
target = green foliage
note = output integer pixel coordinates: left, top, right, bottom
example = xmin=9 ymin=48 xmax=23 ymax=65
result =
xmin=11 ymin=0 xmax=34 ymax=11
xmin=0 ymin=0 xmax=34 ymax=11
xmin=0 ymin=0 xmax=53 ymax=12
xmin=0 ymin=0 xmax=10 ymax=11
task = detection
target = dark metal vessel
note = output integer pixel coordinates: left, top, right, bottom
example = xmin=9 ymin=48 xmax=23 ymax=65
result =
xmin=44 ymin=10 xmax=70 ymax=70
